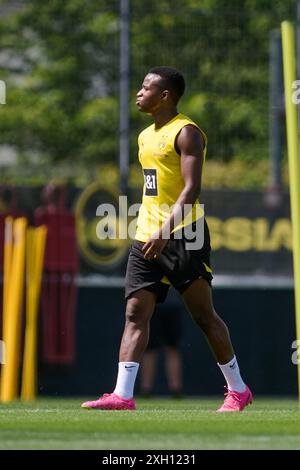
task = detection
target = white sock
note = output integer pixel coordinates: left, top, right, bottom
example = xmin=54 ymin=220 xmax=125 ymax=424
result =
xmin=217 ymin=355 xmax=246 ymax=393
xmin=114 ymin=362 xmax=140 ymax=399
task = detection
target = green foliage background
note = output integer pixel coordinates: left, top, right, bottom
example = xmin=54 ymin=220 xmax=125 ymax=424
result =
xmin=0 ymin=0 xmax=296 ymax=187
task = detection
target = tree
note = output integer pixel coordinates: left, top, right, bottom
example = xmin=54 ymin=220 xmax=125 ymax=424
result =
xmin=0 ymin=0 xmax=119 ymax=169
xmin=0 ymin=0 xmax=297 ymax=180
xmin=130 ymin=0 xmax=296 ymax=161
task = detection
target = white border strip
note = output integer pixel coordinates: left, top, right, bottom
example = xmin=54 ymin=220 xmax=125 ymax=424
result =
xmin=76 ymin=274 xmax=294 ymax=289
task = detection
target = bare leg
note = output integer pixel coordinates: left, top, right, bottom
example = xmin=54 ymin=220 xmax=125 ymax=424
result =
xmin=119 ymin=288 xmax=157 ymax=362
xmin=182 ymin=278 xmax=234 ymax=364
xmin=140 ymin=349 xmax=158 ymax=395
xmin=164 ymin=346 xmax=182 ymax=393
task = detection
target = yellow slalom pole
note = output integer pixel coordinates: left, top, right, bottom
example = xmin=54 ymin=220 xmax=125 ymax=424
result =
xmin=281 ymin=21 xmax=300 ymax=401
xmin=2 ymin=217 xmax=14 ymax=359
xmin=21 ymin=226 xmax=47 ymax=401
xmin=3 ymin=217 xmax=13 ymax=325
xmin=21 ymin=227 xmax=35 ymax=400
xmin=0 ymin=218 xmax=27 ymax=402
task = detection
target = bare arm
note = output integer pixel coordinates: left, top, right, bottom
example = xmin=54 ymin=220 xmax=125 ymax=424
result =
xmin=142 ymin=124 xmax=204 ymax=259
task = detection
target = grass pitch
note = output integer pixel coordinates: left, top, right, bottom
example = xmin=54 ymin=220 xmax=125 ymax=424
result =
xmin=0 ymin=397 xmax=299 ymax=450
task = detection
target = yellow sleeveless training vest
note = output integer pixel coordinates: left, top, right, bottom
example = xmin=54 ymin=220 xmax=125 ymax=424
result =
xmin=135 ymin=113 xmax=207 ymax=242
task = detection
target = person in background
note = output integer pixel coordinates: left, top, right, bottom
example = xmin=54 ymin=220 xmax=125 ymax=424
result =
xmin=139 ymin=305 xmax=183 ymax=399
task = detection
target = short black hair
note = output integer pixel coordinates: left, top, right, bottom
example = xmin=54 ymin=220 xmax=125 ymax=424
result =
xmin=148 ymin=66 xmax=185 ymax=104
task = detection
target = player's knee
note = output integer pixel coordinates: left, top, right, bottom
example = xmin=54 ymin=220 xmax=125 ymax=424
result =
xmin=125 ymin=297 xmax=148 ymax=325
xmin=192 ymin=308 xmax=218 ymax=333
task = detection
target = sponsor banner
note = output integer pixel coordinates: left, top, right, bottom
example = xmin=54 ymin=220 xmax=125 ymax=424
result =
xmin=203 ymin=189 xmax=292 ymax=275
xmin=0 ymin=185 xmax=292 ymax=275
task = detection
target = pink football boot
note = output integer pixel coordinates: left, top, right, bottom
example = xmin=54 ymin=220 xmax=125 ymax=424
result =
xmin=81 ymin=393 xmax=136 ymax=410
xmin=217 ymin=385 xmax=253 ymax=412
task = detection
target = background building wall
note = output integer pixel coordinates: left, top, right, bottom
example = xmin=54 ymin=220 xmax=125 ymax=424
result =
xmin=38 ymin=285 xmax=297 ymax=396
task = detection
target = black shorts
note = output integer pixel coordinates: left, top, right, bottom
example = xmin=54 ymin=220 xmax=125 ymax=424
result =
xmin=125 ymin=219 xmax=213 ymax=304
